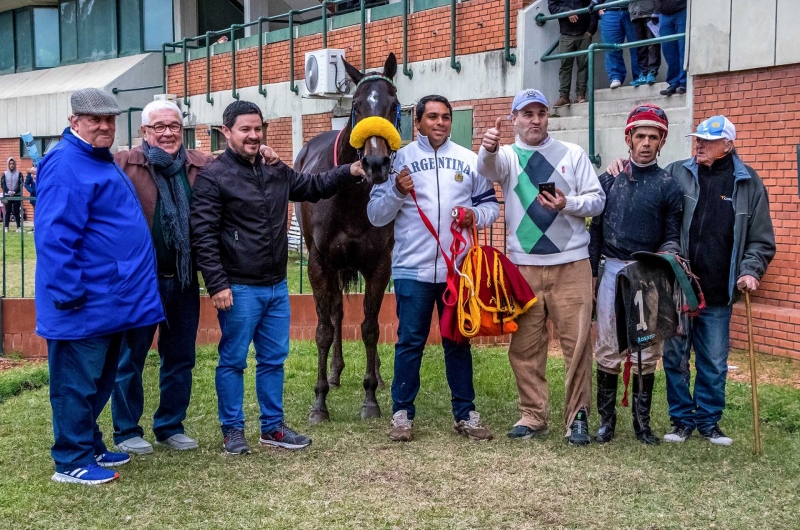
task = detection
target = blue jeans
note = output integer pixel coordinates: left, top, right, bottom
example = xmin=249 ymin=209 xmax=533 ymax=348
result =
xmin=392 ymin=279 xmax=476 ymax=422
xmin=662 ymin=305 xmax=733 ymax=433
xmin=600 ymin=10 xmax=641 ymax=82
xmin=660 ymin=9 xmax=687 ymax=88
xmin=48 ymin=333 xmax=124 ymax=473
xmin=112 ymin=277 xmax=200 ymax=444
xmin=216 ymin=281 xmax=290 ymax=434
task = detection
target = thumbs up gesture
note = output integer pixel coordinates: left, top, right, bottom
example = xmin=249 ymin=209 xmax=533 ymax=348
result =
xmin=482 ymin=116 xmax=505 ymax=153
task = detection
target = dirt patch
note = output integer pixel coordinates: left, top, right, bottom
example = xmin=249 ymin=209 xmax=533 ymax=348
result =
xmin=0 ymin=357 xmax=45 ymax=372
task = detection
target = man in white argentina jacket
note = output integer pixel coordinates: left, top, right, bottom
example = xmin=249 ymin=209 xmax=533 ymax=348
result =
xmin=368 ymin=95 xmax=500 ymax=443
xmin=478 ymin=89 xmax=605 ymax=446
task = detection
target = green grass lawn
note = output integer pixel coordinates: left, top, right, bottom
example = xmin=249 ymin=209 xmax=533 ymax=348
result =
xmin=1 ymin=342 xmax=799 ymax=529
xmin=0 ymin=228 xmax=35 ymax=298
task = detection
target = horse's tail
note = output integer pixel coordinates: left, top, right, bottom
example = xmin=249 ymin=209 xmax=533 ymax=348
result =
xmin=338 ymin=269 xmax=360 ymax=295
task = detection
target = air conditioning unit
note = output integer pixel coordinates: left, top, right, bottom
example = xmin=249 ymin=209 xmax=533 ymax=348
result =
xmin=154 ymin=94 xmax=177 ymax=103
xmin=304 ymin=49 xmax=347 ymax=95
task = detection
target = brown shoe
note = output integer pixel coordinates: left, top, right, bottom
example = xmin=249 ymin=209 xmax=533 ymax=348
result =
xmin=389 ymin=410 xmax=413 ymax=442
xmin=576 ymin=94 xmax=587 ymax=104
xmin=453 ymin=411 xmax=494 ymax=441
xmin=553 ymin=96 xmax=571 ymax=108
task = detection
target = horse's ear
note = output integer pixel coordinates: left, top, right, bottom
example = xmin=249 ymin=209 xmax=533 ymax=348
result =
xmin=342 ymin=58 xmax=363 ymax=85
xmin=383 ymin=53 xmax=398 ymax=81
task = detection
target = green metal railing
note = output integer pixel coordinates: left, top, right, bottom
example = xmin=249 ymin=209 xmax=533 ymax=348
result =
xmin=126 ymin=107 xmax=144 ymax=150
xmin=111 ymin=84 xmax=162 ymax=94
xmin=536 ymin=0 xmax=684 ymax=166
xmin=162 ymin=0 xmax=518 ymax=101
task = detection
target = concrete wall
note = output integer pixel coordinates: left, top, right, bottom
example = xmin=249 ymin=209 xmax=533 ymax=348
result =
xmin=689 ymin=0 xmax=800 ymax=75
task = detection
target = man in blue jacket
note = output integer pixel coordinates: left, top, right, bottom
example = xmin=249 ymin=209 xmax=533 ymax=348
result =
xmin=35 ymin=88 xmax=164 ymax=485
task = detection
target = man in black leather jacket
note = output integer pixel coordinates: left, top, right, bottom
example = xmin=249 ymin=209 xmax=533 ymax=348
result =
xmin=190 ymin=100 xmax=364 ymax=455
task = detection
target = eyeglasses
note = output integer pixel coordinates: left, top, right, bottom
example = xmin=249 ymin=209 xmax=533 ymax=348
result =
xmin=145 ymin=124 xmax=182 ymax=133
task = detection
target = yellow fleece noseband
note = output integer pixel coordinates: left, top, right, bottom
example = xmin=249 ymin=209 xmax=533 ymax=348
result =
xmin=349 ymin=116 xmax=402 ymax=152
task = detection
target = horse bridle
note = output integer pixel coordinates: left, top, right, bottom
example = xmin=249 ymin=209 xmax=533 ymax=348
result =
xmin=350 ymin=74 xmax=402 ymax=168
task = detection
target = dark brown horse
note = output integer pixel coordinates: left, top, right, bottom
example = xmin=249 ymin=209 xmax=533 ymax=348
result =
xmin=293 ymin=53 xmax=399 ymax=422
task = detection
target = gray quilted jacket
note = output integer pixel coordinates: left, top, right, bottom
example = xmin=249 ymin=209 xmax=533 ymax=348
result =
xmin=628 ymin=0 xmax=657 ymax=20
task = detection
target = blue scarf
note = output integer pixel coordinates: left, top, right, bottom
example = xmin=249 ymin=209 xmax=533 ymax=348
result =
xmin=142 ymin=141 xmax=192 ymax=288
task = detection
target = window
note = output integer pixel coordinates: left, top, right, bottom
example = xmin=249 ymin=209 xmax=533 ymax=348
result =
xmin=20 ymin=137 xmax=61 ymax=159
xmin=76 ymin=0 xmax=117 ymax=62
xmin=118 ymin=0 xmax=142 ymax=57
xmin=399 ymin=108 xmax=414 ymax=146
xmin=450 ymin=109 xmax=474 ymax=150
xmin=59 ymin=0 xmax=78 ymax=64
xmin=210 ymin=128 xmax=227 ymax=154
xmin=33 ymin=8 xmax=60 ymax=68
xmin=0 ymin=12 xmax=14 ymax=74
xmin=143 ymin=0 xmax=174 ymax=52
xmin=14 ymin=8 xmax=33 ymax=71
xmin=183 ymin=128 xmax=196 ymax=150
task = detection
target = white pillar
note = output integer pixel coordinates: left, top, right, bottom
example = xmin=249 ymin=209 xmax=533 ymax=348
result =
xmin=173 ymin=0 xmax=198 ymax=41
xmin=244 ymin=0 xmax=271 ymax=35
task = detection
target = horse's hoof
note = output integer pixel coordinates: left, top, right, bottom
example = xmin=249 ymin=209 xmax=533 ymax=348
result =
xmin=361 ymin=404 xmax=381 ymax=420
xmin=309 ymin=409 xmax=330 ymax=424
xmin=327 ymin=377 xmax=341 ymax=388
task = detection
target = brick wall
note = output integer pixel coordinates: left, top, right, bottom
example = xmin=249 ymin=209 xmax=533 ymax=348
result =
xmin=167 ymin=0 xmax=519 ymax=99
xmin=695 ymin=64 xmax=800 ymax=359
xmin=0 ymin=138 xmax=35 ymax=224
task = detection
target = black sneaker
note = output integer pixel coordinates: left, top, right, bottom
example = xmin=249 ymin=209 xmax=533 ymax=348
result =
xmin=259 ymin=421 xmax=312 ymax=450
xmin=507 ymin=424 xmax=549 ymax=440
xmin=568 ymin=410 xmax=591 ymax=446
xmin=700 ymin=425 xmax=733 ymax=446
xmin=223 ymin=428 xmax=251 ymax=455
xmin=664 ymin=423 xmax=693 ymax=443
xmin=676 ymin=86 xmax=687 ymax=94
xmin=660 ymin=84 xmax=678 ymax=96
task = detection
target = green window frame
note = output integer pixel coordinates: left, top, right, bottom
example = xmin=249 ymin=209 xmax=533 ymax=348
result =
xmin=183 ymin=128 xmax=196 ymax=150
xmin=0 ymin=12 xmax=14 ymax=74
xmin=59 ymin=0 xmax=78 ymax=65
xmin=19 ymin=136 xmax=61 ymax=159
xmin=450 ymin=109 xmax=474 ymax=150
xmin=210 ymin=128 xmax=227 ymax=154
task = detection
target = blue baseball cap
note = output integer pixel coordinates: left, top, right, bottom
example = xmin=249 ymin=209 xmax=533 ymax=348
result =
xmin=687 ymin=115 xmax=736 ymax=141
xmin=512 ymin=89 xmax=548 ymax=112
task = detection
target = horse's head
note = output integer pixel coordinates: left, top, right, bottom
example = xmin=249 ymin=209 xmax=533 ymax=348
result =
xmin=343 ymin=53 xmax=400 ymax=185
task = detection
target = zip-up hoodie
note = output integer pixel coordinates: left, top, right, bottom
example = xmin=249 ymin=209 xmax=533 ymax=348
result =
xmin=367 ymin=135 xmax=500 ymax=283
xmin=478 ymin=136 xmax=605 ymax=266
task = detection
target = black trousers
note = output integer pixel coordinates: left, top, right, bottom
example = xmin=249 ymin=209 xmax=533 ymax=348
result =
xmin=631 ymin=17 xmax=661 ymax=75
xmin=4 ymin=200 xmax=20 ymax=229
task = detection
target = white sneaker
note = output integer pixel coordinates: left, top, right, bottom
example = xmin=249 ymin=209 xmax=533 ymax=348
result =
xmin=701 ymin=425 xmax=733 ymax=446
xmin=155 ymin=433 xmax=199 ymax=450
xmin=663 ymin=424 xmax=693 ymax=443
xmin=15 ymin=228 xmax=21 ymax=233
xmin=610 ymin=79 xmax=622 ymax=89
xmin=115 ymin=436 xmax=154 ymax=454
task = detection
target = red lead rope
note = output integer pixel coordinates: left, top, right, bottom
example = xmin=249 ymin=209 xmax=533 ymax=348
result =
xmin=408 ymin=190 xmax=467 ymax=306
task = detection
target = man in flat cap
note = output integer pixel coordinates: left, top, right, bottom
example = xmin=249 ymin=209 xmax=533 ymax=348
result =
xmin=35 ymin=88 xmax=164 ymax=485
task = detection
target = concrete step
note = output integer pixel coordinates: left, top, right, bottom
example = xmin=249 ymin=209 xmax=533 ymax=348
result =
xmin=551 ymin=92 xmax=687 ymax=118
xmin=592 ymin=82 xmax=684 ymax=102
xmin=550 ymin=123 xmax=693 ymax=172
xmin=547 ymin=107 xmax=689 ymax=132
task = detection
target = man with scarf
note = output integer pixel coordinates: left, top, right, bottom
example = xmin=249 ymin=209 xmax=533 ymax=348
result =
xmin=113 ymin=101 xmax=281 ymax=454
xmin=3 ymin=157 xmax=25 ymax=232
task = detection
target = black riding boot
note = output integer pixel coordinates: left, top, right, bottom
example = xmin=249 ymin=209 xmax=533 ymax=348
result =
xmin=595 ymin=369 xmax=617 ymax=443
xmin=632 ymin=373 xmax=660 ymax=445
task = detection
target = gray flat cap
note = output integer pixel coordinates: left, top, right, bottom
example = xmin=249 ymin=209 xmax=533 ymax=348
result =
xmin=70 ymin=88 xmax=122 ymax=116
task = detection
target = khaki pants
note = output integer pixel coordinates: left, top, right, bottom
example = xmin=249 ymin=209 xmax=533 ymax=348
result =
xmin=595 ymin=258 xmax=662 ymax=375
xmin=508 ymin=259 xmax=594 ymax=435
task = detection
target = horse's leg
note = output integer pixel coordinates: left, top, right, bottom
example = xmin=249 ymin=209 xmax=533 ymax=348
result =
xmin=360 ymin=267 xmax=390 ymax=419
xmin=328 ymin=288 xmax=345 ymax=388
xmin=308 ymin=258 xmax=337 ymax=424
xmin=373 ymin=256 xmax=393 ymax=390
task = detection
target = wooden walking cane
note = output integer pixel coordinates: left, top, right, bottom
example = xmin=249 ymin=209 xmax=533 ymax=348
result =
xmin=744 ymin=291 xmax=762 ymax=455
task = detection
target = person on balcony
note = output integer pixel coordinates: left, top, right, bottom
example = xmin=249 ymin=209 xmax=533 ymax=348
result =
xmin=656 ymin=0 xmax=687 ymax=95
xmin=36 ymin=88 xmax=165 ymax=485
xmin=588 ymin=104 xmax=683 ymax=445
xmin=24 ymin=166 xmax=36 ymax=211
xmin=477 ymin=89 xmax=605 ymax=446
xmin=627 ymin=0 xmax=661 ymax=87
xmin=548 ymin=0 xmax=599 ymax=108
xmin=591 ymin=0 xmax=641 ymax=89
xmin=605 ymin=115 xmax=776 ymax=446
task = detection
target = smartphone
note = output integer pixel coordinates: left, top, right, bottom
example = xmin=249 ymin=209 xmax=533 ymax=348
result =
xmin=539 ymin=182 xmax=556 ymax=197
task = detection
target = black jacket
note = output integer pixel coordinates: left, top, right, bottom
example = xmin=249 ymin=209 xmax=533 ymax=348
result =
xmin=548 ymin=0 xmax=598 ymax=36
xmin=655 ymin=0 xmax=686 ymax=15
xmin=190 ymin=147 xmax=353 ymax=296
